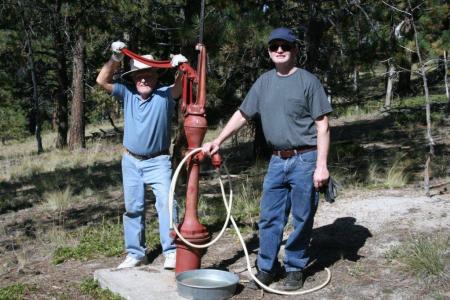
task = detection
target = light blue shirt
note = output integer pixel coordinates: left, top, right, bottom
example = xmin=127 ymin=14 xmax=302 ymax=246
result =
xmin=112 ymin=83 xmax=175 ymax=155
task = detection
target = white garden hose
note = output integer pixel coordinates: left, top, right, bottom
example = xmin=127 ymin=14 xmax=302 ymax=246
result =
xmin=169 ymin=148 xmax=331 ymax=295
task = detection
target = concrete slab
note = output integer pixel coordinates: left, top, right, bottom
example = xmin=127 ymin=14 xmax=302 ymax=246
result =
xmin=94 ymin=264 xmax=185 ymax=300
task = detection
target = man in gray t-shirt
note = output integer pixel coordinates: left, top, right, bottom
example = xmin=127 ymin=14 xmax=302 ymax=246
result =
xmin=203 ymin=27 xmax=332 ymax=291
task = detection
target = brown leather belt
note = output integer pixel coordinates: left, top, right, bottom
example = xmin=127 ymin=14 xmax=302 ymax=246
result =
xmin=273 ymin=145 xmax=317 ymax=159
xmin=126 ymin=149 xmax=169 ymax=160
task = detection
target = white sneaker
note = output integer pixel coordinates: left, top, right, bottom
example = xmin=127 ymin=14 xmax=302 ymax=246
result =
xmin=163 ymin=252 xmax=176 ymax=269
xmin=117 ymin=255 xmax=148 ymax=269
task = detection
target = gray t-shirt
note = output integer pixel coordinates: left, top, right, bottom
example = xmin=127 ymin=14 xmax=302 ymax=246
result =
xmin=239 ymin=68 xmax=332 ymax=150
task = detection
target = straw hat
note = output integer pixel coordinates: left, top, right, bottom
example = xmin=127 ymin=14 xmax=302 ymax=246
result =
xmin=121 ymin=54 xmax=158 ymax=81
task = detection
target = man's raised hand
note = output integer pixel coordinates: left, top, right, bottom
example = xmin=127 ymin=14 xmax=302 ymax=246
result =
xmin=170 ymin=54 xmax=188 ymax=67
xmin=111 ymin=41 xmax=127 ymax=62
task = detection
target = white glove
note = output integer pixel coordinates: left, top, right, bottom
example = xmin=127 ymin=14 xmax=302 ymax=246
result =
xmin=111 ymin=41 xmax=126 ymax=62
xmin=170 ymin=54 xmax=188 ymax=67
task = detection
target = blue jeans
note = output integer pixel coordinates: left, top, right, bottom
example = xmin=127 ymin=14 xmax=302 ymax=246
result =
xmin=121 ymin=153 xmax=177 ymax=260
xmin=257 ymin=150 xmax=319 ymax=273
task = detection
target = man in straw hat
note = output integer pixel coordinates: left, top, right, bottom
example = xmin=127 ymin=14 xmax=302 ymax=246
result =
xmin=97 ymin=40 xmax=187 ymax=269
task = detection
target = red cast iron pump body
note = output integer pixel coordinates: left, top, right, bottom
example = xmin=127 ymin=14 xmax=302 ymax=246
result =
xmin=174 ymin=44 xmax=210 ymax=274
xmin=121 ymin=45 xmax=220 ymax=274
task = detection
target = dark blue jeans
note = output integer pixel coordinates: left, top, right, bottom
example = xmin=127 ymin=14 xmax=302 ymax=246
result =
xmin=257 ymin=150 xmax=319 ymax=273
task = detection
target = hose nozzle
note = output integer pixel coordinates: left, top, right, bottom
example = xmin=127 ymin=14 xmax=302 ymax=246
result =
xmin=211 ymin=153 xmax=222 ymax=169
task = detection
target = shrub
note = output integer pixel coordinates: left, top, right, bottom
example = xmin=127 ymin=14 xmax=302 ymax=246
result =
xmin=385 ymin=233 xmax=450 ymax=280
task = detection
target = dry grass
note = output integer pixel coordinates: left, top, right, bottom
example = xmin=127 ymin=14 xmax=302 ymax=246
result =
xmin=0 ymin=121 xmax=123 ymax=183
xmin=1 ymin=140 xmax=122 ymax=183
xmin=385 ymin=158 xmax=410 ymax=188
xmin=385 ymin=232 xmax=450 ymax=282
xmin=365 ymin=158 xmax=411 ymax=188
xmin=42 ymin=186 xmax=74 ymax=213
xmin=0 ymin=131 xmax=58 ymax=159
xmin=232 ymin=176 xmax=262 ymax=227
xmin=42 ymin=227 xmax=78 ymax=251
xmin=368 ymin=162 xmax=383 ymax=184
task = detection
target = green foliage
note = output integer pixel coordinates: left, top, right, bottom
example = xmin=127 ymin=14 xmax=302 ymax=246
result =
xmin=0 ymin=283 xmax=28 ymax=300
xmin=0 ymin=102 xmax=28 ymax=143
xmin=53 ymin=216 xmax=161 ymax=264
xmin=231 ymin=160 xmax=267 ymax=227
xmin=232 ymin=178 xmax=261 ymax=227
xmin=198 ymin=194 xmax=225 ymax=225
xmin=395 ymin=94 xmax=447 ymax=108
xmin=416 ymin=1 xmax=449 ymax=56
xmin=86 ymin=85 xmax=119 ymax=124
xmin=0 ymin=0 xmax=448 ymax=152
xmin=79 ymin=278 xmax=123 ymax=300
xmin=53 ymin=217 xmax=124 ymax=264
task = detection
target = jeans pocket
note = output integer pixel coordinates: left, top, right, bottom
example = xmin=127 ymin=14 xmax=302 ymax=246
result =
xmin=298 ymin=150 xmax=317 ymax=164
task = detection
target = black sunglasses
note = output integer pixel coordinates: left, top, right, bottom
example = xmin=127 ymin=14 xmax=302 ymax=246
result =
xmin=269 ymin=43 xmax=293 ymax=52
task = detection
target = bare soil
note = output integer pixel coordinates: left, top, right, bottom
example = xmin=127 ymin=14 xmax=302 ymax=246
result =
xmin=1 ymin=183 xmax=449 ymax=299
xmin=202 ymin=188 xmax=450 ymax=300
xmin=1 ymin=111 xmax=449 ymax=299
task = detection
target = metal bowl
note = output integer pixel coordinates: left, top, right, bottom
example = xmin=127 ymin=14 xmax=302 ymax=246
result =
xmin=176 ymin=269 xmax=239 ymax=300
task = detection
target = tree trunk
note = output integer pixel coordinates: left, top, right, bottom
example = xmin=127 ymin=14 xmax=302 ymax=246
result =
xmin=409 ymin=1 xmax=435 ymax=196
xmin=52 ymin=0 xmax=69 ymax=149
xmin=353 ymin=65 xmax=359 ymax=104
xmin=69 ymin=32 xmax=86 ymax=150
xmin=22 ymin=20 xmax=43 ymax=154
xmin=305 ymin=17 xmax=326 ymax=72
xmin=27 ymin=39 xmax=44 ymax=154
xmin=398 ymin=54 xmax=412 ymax=97
xmin=444 ymin=51 xmax=449 ymax=118
xmin=385 ymin=60 xmax=395 ymax=108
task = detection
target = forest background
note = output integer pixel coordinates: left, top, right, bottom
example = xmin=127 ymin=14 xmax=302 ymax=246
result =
xmin=1 ymin=0 xmax=448 ymax=160
xmin=0 ymin=0 xmax=449 ymax=299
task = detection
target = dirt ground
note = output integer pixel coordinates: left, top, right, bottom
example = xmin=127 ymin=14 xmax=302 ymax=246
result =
xmin=1 ymin=183 xmax=449 ymax=299
xmin=2 ymin=108 xmax=450 ymax=298
xmin=203 ymin=188 xmax=450 ymax=300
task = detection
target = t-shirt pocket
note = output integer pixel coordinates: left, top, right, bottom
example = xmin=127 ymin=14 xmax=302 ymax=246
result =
xmin=285 ymin=97 xmax=309 ymax=119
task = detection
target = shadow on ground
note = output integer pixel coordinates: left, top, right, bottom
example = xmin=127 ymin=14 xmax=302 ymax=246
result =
xmin=305 ymin=217 xmax=372 ymax=278
xmin=0 ymin=160 xmax=122 ymax=213
xmin=197 ymin=216 xmax=371 ymax=285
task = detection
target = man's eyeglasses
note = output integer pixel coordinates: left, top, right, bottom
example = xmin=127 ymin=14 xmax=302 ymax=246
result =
xmin=269 ymin=43 xmax=293 ymax=52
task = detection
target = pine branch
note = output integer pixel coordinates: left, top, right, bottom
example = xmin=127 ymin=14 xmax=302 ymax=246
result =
xmin=382 ymin=1 xmax=411 ymax=15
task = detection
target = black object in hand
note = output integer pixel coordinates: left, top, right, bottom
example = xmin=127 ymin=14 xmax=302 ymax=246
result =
xmin=319 ymin=177 xmax=338 ymax=203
